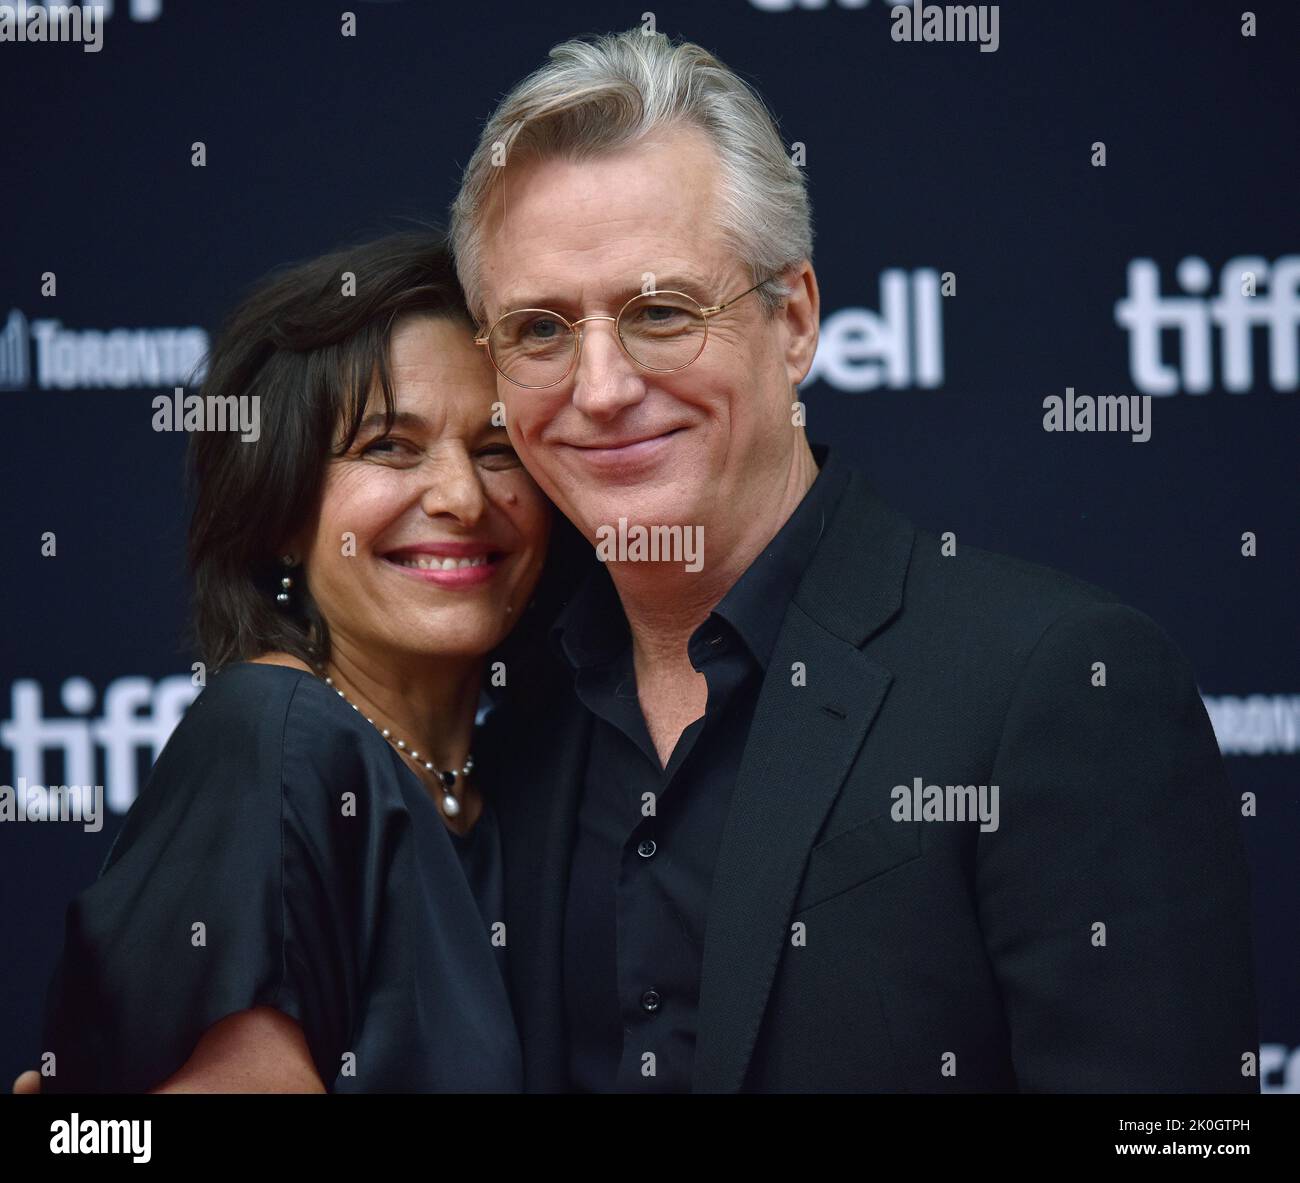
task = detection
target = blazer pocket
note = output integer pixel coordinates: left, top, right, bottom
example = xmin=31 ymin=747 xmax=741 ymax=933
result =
xmin=794 ymin=810 xmax=923 ymax=912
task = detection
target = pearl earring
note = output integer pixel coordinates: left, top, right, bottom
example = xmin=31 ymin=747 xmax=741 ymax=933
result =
xmin=276 ymin=554 xmax=296 ymax=607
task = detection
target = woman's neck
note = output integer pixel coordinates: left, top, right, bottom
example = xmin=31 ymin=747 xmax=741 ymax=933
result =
xmin=321 ymin=640 xmax=484 ymax=777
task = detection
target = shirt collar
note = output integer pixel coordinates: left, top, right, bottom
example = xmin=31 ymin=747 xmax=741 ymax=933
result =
xmin=711 ymin=441 xmax=848 ymax=669
xmin=551 ymin=442 xmax=850 ymax=673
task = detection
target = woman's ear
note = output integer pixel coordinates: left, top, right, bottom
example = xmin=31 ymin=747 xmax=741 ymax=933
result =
xmin=279 ymin=527 xmax=311 ymax=567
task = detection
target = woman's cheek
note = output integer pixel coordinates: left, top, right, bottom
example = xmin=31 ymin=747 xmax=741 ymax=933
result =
xmin=321 ymin=469 xmax=411 ymax=541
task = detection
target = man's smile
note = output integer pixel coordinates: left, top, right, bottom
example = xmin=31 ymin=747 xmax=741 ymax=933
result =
xmin=563 ymin=426 xmax=687 ymax=470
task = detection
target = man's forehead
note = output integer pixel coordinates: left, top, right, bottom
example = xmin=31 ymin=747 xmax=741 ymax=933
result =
xmin=478 ymin=209 xmax=734 ymax=317
xmin=476 ymin=129 xmax=728 ymax=315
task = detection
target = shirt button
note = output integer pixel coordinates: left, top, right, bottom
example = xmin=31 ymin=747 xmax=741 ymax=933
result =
xmin=637 ymin=839 xmax=657 ymax=858
xmin=641 ymin=989 xmax=662 ymax=1014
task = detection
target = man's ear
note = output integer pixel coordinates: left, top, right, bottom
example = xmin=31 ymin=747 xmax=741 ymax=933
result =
xmin=780 ymin=260 xmax=820 ymax=388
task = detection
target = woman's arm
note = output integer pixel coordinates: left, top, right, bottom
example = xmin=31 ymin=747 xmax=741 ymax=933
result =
xmin=148 ymin=1006 xmax=326 ymax=1093
xmin=13 ymin=1007 xmax=325 ymax=1094
xmin=38 ymin=666 xmax=364 ymax=1094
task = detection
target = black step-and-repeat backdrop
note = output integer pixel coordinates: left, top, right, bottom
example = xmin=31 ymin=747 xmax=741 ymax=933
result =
xmin=1 ymin=0 xmax=1296 ymax=1091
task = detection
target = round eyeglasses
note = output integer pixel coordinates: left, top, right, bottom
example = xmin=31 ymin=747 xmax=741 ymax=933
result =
xmin=475 ymin=277 xmax=775 ymax=389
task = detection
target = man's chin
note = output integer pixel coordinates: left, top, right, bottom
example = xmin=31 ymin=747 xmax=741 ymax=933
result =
xmin=579 ymin=494 xmax=704 ymax=536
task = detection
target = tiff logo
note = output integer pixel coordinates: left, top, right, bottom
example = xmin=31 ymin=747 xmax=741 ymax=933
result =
xmin=1115 ymin=255 xmax=1300 ymax=395
xmin=1 ymin=676 xmax=198 ymax=815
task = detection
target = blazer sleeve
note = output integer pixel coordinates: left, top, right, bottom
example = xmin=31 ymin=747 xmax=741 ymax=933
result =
xmin=975 ymin=601 xmax=1260 ymax=1092
xmin=41 ymin=674 xmax=368 ymax=1093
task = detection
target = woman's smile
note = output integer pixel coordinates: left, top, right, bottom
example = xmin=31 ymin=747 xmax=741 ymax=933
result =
xmin=381 ymin=542 xmax=509 ymax=588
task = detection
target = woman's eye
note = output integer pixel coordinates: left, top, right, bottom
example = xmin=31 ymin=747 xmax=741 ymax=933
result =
xmin=361 ymin=436 xmax=409 ymax=457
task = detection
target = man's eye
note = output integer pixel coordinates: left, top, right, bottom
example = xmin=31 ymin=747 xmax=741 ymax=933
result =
xmin=524 ymin=317 xmax=564 ymax=340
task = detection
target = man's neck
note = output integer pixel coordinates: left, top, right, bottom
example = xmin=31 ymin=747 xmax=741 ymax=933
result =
xmin=609 ymin=437 xmax=821 ymax=683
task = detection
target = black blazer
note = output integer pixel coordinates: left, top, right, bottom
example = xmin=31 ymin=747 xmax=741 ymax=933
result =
xmin=480 ymin=453 xmax=1259 ymax=1093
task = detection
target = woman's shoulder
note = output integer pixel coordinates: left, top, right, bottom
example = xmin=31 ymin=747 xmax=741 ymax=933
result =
xmin=137 ymin=656 xmax=374 ymax=818
xmin=105 ymin=657 xmax=387 ymax=877
xmin=179 ymin=656 xmax=345 ymax=747
xmin=151 ymin=655 xmax=443 ymax=841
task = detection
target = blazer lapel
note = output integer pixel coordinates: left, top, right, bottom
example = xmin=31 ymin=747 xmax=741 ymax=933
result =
xmin=692 ymin=464 xmax=915 ymax=1092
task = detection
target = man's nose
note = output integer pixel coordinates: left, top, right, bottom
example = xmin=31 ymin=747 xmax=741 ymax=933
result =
xmin=571 ymin=318 xmax=645 ymax=417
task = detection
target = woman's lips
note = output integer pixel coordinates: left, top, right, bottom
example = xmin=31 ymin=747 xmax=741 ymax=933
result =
xmin=381 ymin=550 xmax=505 ymax=588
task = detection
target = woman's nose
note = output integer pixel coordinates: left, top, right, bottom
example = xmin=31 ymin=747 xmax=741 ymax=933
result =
xmin=419 ymin=450 xmax=487 ymax=523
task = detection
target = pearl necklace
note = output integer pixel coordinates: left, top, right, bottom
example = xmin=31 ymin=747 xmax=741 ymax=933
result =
xmin=317 ymin=668 xmax=472 ymax=818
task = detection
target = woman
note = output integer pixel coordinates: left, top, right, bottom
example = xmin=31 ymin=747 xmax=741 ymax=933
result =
xmin=37 ymin=231 xmax=585 ymax=1092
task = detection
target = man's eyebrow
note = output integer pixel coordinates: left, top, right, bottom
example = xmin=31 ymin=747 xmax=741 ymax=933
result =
xmin=495 ymin=274 xmax=716 ymax=314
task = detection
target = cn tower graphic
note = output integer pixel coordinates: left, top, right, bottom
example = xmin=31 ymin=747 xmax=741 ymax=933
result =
xmin=0 ymin=309 xmax=28 ymax=391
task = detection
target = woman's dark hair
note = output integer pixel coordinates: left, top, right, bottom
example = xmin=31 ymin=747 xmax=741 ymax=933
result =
xmin=187 ymin=229 xmax=591 ymax=680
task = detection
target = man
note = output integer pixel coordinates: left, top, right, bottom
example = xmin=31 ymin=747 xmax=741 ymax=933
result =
xmin=452 ymin=28 xmax=1258 ymax=1092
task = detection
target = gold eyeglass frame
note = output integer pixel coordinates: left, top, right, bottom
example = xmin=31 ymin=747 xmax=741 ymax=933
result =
xmin=474 ymin=276 xmax=776 ymax=389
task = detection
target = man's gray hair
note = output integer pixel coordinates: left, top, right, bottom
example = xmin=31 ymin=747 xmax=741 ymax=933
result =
xmin=448 ymin=28 xmax=813 ymax=325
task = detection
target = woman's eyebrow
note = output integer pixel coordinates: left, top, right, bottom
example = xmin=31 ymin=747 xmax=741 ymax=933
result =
xmin=357 ymin=410 xmax=429 ymax=433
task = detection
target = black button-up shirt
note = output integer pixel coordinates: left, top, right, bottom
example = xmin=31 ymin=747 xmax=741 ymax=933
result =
xmin=551 ymin=444 xmax=851 ymax=1092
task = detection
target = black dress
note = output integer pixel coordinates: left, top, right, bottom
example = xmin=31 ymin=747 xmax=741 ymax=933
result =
xmin=40 ymin=662 xmax=522 ymax=1093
